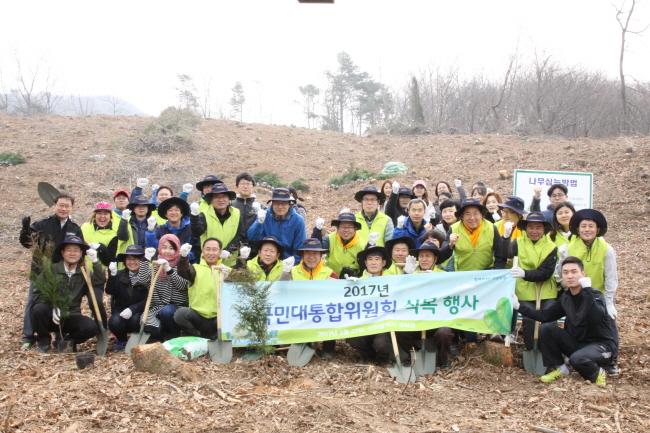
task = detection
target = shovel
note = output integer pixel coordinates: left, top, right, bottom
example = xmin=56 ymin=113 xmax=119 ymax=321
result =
xmin=80 ymin=264 xmax=109 ymax=356
xmin=37 ymin=182 xmax=61 ymax=207
xmin=126 ymin=264 xmax=164 ymax=354
xmin=287 ymin=342 xmax=316 ymax=367
xmin=387 ymin=331 xmax=410 ymax=383
xmin=208 ymin=267 xmax=232 ymax=363
xmin=412 ymin=330 xmax=437 ymax=376
xmin=523 ymin=282 xmax=546 ymax=375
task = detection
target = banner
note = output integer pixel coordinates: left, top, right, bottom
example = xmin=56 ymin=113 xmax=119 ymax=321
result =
xmin=512 ymin=169 xmax=593 ymax=211
xmin=221 ymin=270 xmax=515 ymax=347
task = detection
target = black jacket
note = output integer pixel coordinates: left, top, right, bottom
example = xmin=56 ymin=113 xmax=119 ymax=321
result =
xmin=189 ymin=208 xmax=247 ymax=253
xmin=105 ymin=270 xmax=149 ymax=315
xmin=518 ymin=287 xmax=618 ymax=356
xmin=502 ymin=237 xmax=557 ymax=282
xmin=385 ymin=192 xmax=408 ymax=226
xmin=230 ymin=196 xmax=265 ymax=236
xmin=20 ymin=215 xmax=82 ymax=273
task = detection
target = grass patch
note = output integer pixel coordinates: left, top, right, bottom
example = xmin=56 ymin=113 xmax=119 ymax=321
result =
xmin=0 ymin=151 xmax=26 ymax=165
xmin=328 ymin=164 xmax=391 ymax=187
xmin=130 ymin=107 xmax=200 ymax=154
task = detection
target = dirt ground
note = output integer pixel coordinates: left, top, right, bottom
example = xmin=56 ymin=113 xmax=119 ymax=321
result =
xmin=1 ymin=114 xmax=649 ymax=432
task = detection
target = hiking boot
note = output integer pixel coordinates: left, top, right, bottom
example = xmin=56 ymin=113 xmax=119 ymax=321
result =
xmin=114 ymin=341 xmax=127 ymax=352
xmin=36 ymin=345 xmax=51 ymax=354
xmin=21 ymin=342 xmax=34 ymax=350
xmin=595 ymin=370 xmax=607 ymax=386
xmin=440 ymin=362 xmax=451 ymax=370
xmin=605 ymin=363 xmax=619 ymax=377
xmin=541 ymin=368 xmax=569 ymax=383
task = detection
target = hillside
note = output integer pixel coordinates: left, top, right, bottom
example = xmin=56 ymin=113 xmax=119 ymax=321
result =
xmin=1 ymin=114 xmax=649 ymax=432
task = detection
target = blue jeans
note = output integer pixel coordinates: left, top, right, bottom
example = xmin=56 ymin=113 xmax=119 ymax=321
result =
xmin=158 ymin=305 xmax=181 ymax=339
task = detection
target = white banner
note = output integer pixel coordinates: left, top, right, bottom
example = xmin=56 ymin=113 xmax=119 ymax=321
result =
xmin=512 ymin=169 xmax=593 ymax=212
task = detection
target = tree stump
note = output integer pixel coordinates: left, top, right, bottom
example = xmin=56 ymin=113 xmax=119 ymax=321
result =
xmin=483 ymin=341 xmax=514 ymax=367
xmin=130 ymin=342 xmax=201 ymax=382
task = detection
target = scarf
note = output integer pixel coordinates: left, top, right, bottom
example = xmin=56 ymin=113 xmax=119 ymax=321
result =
xmin=499 ymin=221 xmax=522 ymax=240
xmin=299 ymin=259 xmax=324 ymax=280
xmin=157 ymin=233 xmax=181 ymax=281
xmin=337 ymin=234 xmax=359 ymax=249
xmin=463 ymin=220 xmax=483 ymax=248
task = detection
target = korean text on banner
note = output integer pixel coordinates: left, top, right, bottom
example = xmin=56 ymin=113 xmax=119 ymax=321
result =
xmin=513 ymin=169 xmax=593 ymax=211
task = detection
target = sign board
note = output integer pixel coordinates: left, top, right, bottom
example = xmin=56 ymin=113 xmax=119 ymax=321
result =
xmin=221 ymin=270 xmax=515 ymax=346
xmin=513 ymin=169 xmax=593 ymax=212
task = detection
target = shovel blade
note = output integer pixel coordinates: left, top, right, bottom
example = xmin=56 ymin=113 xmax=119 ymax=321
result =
xmin=413 ymin=347 xmax=437 ymax=377
xmin=37 ymin=182 xmax=61 ymax=207
xmin=287 ymin=343 xmax=316 ymax=367
xmin=95 ymin=328 xmax=109 ymax=356
xmin=523 ymin=349 xmax=546 ymax=375
xmin=125 ymin=332 xmax=150 ymax=354
xmin=208 ymin=339 xmax=233 ymax=364
xmin=387 ymin=353 xmax=411 ymax=383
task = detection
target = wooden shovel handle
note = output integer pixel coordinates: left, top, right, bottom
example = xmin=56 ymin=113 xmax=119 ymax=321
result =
xmin=141 ymin=265 xmax=164 ymax=325
xmin=390 ymin=331 xmax=400 ymax=357
xmin=81 ymin=263 xmax=103 ymax=325
xmin=512 ymin=256 xmax=518 ymax=268
xmin=211 ymin=266 xmax=225 ymax=333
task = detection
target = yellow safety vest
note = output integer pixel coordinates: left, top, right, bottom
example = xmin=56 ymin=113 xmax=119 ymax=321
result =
xmin=451 ymin=220 xmax=496 ymax=271
xmin=567 ymin=237 xmax=609 ymax=294
xmin=355 ymin=211 xmax=389 ymax=247
xmin=548 ymin=231 xmax=571 ymax=250
xmin=201 ymin=205 xmax=241 ymax=267
xmin=325 ymin=232 xmax=367 ymax=275
xmin=152 ymin=209 xmax=166 ymax=226
xmin=291 ymin=263 xmax=336 ymax=280
xmin=189 ymin=259 xmax=224 ymax=319
xmin=383 ymin=262 xmax=404 ymax=276
xmin=247 ymin=258 xmax=284 ymax=282
xmin=515 ymin=236 xmax=557 ymax=301
xmin=81 ymin=222 xmax=117 ymax=269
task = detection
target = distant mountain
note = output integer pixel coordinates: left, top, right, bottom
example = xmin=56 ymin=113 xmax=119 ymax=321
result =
xmin=1 ymin=92 xmax=148 ymax=117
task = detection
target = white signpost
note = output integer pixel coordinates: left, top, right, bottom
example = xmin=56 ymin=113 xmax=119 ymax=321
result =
xmin=513 ymin=169 xmax=593 ymax=212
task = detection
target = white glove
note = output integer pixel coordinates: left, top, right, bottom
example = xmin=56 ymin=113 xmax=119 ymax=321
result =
xmin=454 ymin=179 xmax=462 ymax=188
xmin=368 ymin=232 xmax=380 ymax=246
xmin=121 ymin=209 xmax=132 ymax=221
xmin=257 ymin=209 xmax=266 ymax=224
xmin=340 ymin=208 xmax=350 ymax=214
xmin=533 ymin=186 xmax=542 ymax=199
xmin=424 ymin=270 xmax=433 ymax=273
xmin=88 ymin=243 xmax=100 ymax=250
xmin=344 ymin=274 xmax=359 ymax=282
xmin=145 ymin=248 xmax=156 ymax=261
xmin=397 ymin=216 xmax=405 ymax=229
xmin=579 ymin=277 xmax=592 ymax=288
xmin=52 ymin=307 xmax=61 ymax=325
xmin=510 ymin=266 xmax=525 ymax=278
xmin=190 ymin=202 xmax=200 ymax=216
xmin=283 ymin=256 xmax=295 ymax=273
xmin=109 ymin=262 xmax=118 ymax=276
xmin=120 ymin=308 xmax=132 ymax=320
xmin=449 ymin=233 xmax=460 ymax=247
xmin=180 ymin=243 xmax=192 ymax=257
xmin=606 ymin=303 xmax=618 ymax=320
xmin=492 ymin=211 xmax=501 ymax=222
xmin=151 ymin=184 xmax=160 ymax=192
xmin=183 ymin=183 xmax=193 ymax=194
xmin=511 ymin=293 xmax=520 ymax=310
xmin=216 ymin=265 xmax=230 ymax=278
xmin=559 ymin=245 xmax=570 ymax=263
xmin=220 ymin=250 xmax=231 ymax=260
xmin=252 ymin=202 xmax=261 ymax=212
xmin=239 ymin=246 xmax=251 ymax=260
xmin=392 ymin=181 xmax=400 ymax=192
xmin=503 ymin=221 xmax=514 ymax=238
xmin=147 ymin=216 xmax=157 ymax=231
xmin=404 ymin=255 xmax=418 ymax=274
xmin=137 ymin=178 xmax=148 ymax=189
xmin=156 ymin=258 xmax=171 ymax=272
xmin=315 ymin=217 xmax=325 ymax=230
xmin=424 ymin=205 xmax=435 ymax=222
xmin=86 ymin=249 xmax=98 ymax=263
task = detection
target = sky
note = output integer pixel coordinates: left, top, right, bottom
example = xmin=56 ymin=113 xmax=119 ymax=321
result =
xmin=1 ymin=0 xmax=649 ymax=126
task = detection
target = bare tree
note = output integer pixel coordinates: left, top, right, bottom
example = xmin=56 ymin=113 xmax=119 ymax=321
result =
xmin=13 ymin=55 xmax=46 ymax=116
xmin=71 ymin=94 xmax=95 ymax=115
xmin=0 ymin=67 xmax=9 ymax=114
xmin=100 ymin=95 xmax=125 ymax=115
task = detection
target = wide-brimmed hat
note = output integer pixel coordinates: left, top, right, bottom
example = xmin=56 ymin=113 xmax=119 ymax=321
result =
xmin=296 ymin=238 xmax=328 ymax=253
xmin=127 ymin=195 xmax=156 ymax=212
xmin=205 ymin=183 xmax=236 ymax=201
xmin=92 ymin=201 xmax=113 ymax=213
xmin=354 ymin=186 xmax=386 ymax=203
xmin=331 ymin=212 xmax=362 ymax=230
xmin=195 ymin=174 xmax=222 ymax=192
xmin=498 ymin=195 xmax=528 ymax=216
xmin=251 ymin=236 xmax=285 ymax=258
xmin=57 ymin=235 xmax=89 ymax=255
xmin=569 ymin=209 xmax=607 ymax=237
xmin=113 ymin=190 xmax=129 ymax=199
xmin=266 ymin=188 xmax=293 ymax=204
xmin=409 ymin=240 xmax=442 ymax=265
xmin=117 ymin=244 xmax=145 ymax=261
xmin=518 ymin=212 xmax=552 ymax=232
xmin=456 ymin=197 xmax=489 ymax=219
xmin=357 ymin=245 xmax=393 ymax=272
xmin=157 ymin=197 xmax=190 ymax=219
xmin=385 ymin=236 xmax=416 ymax=253
xmin=396 ymin=186 xmax=416 ymax=199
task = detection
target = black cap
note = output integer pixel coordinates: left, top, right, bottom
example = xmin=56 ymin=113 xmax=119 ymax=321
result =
xmin=57 ymin=235 xmax=89 ymax=255
xmin=117 ymin=244 xmax=145 ymax=261
xmin=498 ymin=195 xmax=528 ymax=215
xmin=517 ymin=212 xmax=552 ymax=232
xmin=205 ymin=183 xmax=236 ymax=201
xmin=266 ymin=188 xmax=293 ymax=204
xmin=157 ymin=197 xmax=190 ymax=219
xmin=126 ymin=195 xmax=157 ymax=212
xmin=251 ymin=236 xmax=285 ymax=258
xmin=569 ymin=209 xmax=607 ymax=237
xmin=354 ymin=186 xmax=386 ymax=203
xmin=196 ymin=175 xmax=222 ymax=192
xmin=331 ymin=212 xmax=362 ymax=230
xmin=357 ymin=245 xmax=393 ymax=272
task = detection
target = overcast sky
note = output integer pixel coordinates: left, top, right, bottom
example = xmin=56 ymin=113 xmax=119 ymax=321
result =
xmin=2 ymin=0 xmax=648 ymax=126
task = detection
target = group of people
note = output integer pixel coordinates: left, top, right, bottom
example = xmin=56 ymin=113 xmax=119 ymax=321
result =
xmin=20 ymin=173 xmax=619 ymax=386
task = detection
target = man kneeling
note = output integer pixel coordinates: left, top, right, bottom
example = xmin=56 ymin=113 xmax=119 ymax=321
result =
xmin=513 ymin=256 xmax=618 ymax=386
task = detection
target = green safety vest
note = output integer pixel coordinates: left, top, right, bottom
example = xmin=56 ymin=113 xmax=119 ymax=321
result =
xmin=81 ymin=222 xmax=117 ymax=269
xmin=291 ymin=263 xmax=336 ymax=280
xmin=152 ymin=209 xmax=167 ymax=226
xmin=355 ymin=211 xmax=389 ymax=247
xmin=383 ymin=262 xmax=404 ymax=276
xmin=414 ymin=266 xmax=445 ymax=273
xmin=189 ymin=258 xmax=222 ymax=319
xmin=567 ymin=237 xmax=609 ymax=294
xmin=326 ymin=233 xmax=367 ymax=275
xmin=515 ymin=236 xmax=557 ymax=301
xmin=547 ymin=231 xmax=571 ymax=250
xmin=201 ymin=205 xmax=241 ymax=267
xmin=451 ymin=220 xmax=496 ymax=271
xmin=247 ymin=258 xmax=284 ymax=282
